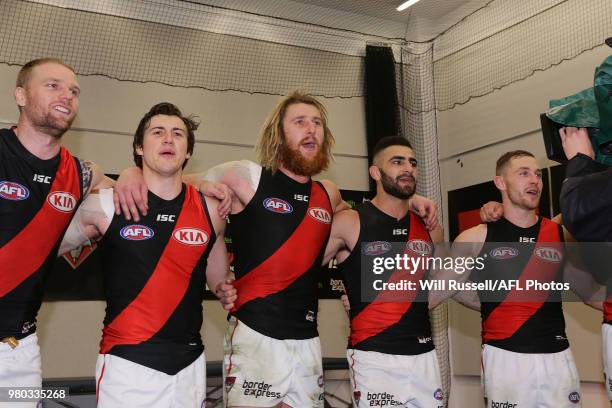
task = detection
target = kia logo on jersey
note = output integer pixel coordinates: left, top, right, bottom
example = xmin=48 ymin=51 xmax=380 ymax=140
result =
xmin=407 ymin=239 xmax=432 ymax=255
xmin=308 ymin=207 xmax=331 ymax=224
xmin=489 ymin=247 xmax=519 ymax=260
xmin=47 ymin=191 xmax=77 ymax=213
xmin=0 ymin=181 xmax=29 ymax=201
xmin=263 ymin=197 xmax=293 ymax=214
xmin=120 ymin=225 xmax=155 ymax=241
xmin=173 ymin=228 xmax=208 ymax=246
xmin=534 ymin=247 xmax=562 ymax=263
xmin=362 ymin=241 xmax=391 ymax=255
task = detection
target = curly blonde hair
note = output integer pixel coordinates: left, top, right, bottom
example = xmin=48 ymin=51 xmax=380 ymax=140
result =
xmin=256 ymin=90 xmax=335 ymax=173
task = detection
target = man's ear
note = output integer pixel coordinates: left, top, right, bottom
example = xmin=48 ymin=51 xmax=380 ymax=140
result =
xmin=493 ymin=175 xmax=506 ymax=191
xmin=369 ymin=165 xmax=381 ymax=181
xmin=135 ymin=145 xmax=144 ymax=157
xmin=15 ymin=87 xmax=26 ymax=108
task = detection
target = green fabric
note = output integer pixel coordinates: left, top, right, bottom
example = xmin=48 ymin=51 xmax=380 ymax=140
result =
xmin=545 ymin=55 xmax=612 ymax=165
xmin=547 ymin=93 xmax=598 ymax=128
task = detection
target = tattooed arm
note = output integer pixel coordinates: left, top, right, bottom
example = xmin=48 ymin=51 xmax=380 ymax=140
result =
xmin=78 ymin=159 xmax=114 ymax=196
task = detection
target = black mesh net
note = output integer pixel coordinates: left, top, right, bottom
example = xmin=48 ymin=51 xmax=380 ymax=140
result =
xmin=1 ymin=0 xmax=364 ymax=97
xmin=2 ymin=0 xmax=607 ymax=108
xmin=433 ymin=0 xmax=612 ymax=110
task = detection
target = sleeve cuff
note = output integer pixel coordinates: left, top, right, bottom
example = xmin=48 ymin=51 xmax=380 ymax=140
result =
xmin=565 ymin=153 xmax=598 ymax=178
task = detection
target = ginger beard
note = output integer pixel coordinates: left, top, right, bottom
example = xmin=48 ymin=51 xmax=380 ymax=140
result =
xmin=29 ymin=105 xmax=75 ymax=138
xmin=279 ymin=138 xmax=329 ymax=177
xmin=20 ymin=64 xmax=79 ymax=139
xmin=379 ymin=169 xmax=416 ymax=199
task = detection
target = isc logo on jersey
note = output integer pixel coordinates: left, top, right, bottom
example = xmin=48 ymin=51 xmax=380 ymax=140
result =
xmin=535 ymin=247 xmax=562 ymax=263
xmin=407 ymin=239 xmax=432 ymax=255
xmin=490 ymin=247 xmax=519 ymax=260
xmin=263 ymin=197 xmax=293 ymax=214
xmin=173 ymin=228 xmax=208 ymax=246
xmin=362 ymin=241 xmax=391 ymax=256
xmin=0 ymin=181 xmax=29 ymax=201
xmin=120 ymin=225 xmax=154 ymax=241
xmin=47 ymin=191 xmax=77 ymax=213
xmin=308 ymin=207 xmax=331 ymax=224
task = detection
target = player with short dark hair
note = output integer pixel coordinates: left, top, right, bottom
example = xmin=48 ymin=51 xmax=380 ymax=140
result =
xmin=60 ymin=102 xmax=235 ymax=408
xmin=323 ymin=136 xmax=447 ymax=408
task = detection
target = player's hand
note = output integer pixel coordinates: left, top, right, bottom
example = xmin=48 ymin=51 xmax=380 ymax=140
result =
xmin=215 ymin=279 xmax=237 ymax=311
xmin=113 ymin=167 xmax=148 ymax=221
xmin=409 ymin=194 xmax=438 ymax=231
xmin=199 ymin=181 xmax=233 ymax=218
xmin=480 ymin=201 xmax=503 ymax=222
xmin=559 ymin=127 xmax=594 ymax=160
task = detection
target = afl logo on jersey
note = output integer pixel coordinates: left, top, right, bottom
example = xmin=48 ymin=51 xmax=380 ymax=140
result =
xmin=407 ymin=239 xmax=432 ymax=255
xmin=490 ymin=247 xmax=519 ymax=260
xmin=362 ymin=241 xmax=391 ymax=256
xmin=47 ymin=191 xmax=77 ymax=213
xmin=308 ymin=207 xmax=331 ymax=224
xmin=173 ymin=228 xmax=208 ymax=246
xmin=120 ymin=225 xmax=154 ymax=241
xmin=0 ymin=181 xmax=29 ymax=201
xmin=263 ymin=197 xmax=293 ymax=214
xmin=534 ymin=247 xmax=562 ymax=263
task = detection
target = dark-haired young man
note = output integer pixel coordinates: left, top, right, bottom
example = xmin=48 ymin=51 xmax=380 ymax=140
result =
xmin=60 ymin=103 xmax=234 ymax=408
xmin=323 ymin=136 xmax=446 ymax=408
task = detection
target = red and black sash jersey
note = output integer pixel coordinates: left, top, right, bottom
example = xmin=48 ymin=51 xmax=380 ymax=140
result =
xmin=228 ymin=168 xmax=332 ymax=340
xmin=0 ymin=128 xmax=83 ymax=339
xmin=99 ymin=184 xmax=215 ymax=375
xmin=338 ymin=201 xmax=434 ymax=355
xmin=476 ymin=217 xmax=568 ymax=353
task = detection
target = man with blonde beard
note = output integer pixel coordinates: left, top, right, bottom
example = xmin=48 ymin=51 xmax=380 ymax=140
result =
xmin=0 ymin=58 xmax=114 ymax=407
xmin=115 ymin=90 xmax=437 ymax=407
xmin=208 ymin=91 xmax=342 ymax=408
